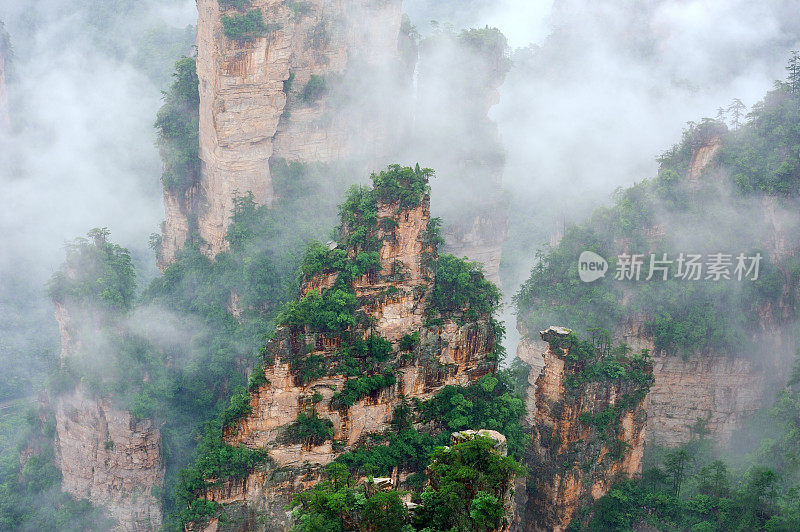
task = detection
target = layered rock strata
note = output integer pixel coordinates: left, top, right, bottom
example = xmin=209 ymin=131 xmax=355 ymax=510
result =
xmin=54 ymin=390 xmax=164 ymax=531
xmin=162 ymin=0 xmax=408 ymax=263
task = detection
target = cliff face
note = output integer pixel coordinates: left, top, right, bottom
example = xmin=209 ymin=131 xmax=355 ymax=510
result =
xmin=621 ymin=138 xmax=794 ymax=448
xmin=523 ymin=327 xmax=652 ymax=531
xmin=54 ymin=390 xmax=164 ymax=531
xmin=160 ymin=0 xmax=407 ymax=263
xmin=52 ymin=303 xmax=165 ymax=531
xmin=617 ymin=320 xmax=766 ymax=447
xmin=516 ymin=135 xmax=796 ymax=451
xmin=195 ymin=182 xmax=499 ymax=530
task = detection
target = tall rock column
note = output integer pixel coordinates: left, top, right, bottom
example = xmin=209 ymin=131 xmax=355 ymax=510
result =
xmin=161 ymin=0 xmax=407 ymax=263
xmin=523 ymin=327 xmax=652 ymax=531
xmin=52 ymin=305 xmax=165 ymax=531
xmin=189 ymin=169 xmax=502 ymax=531
xmin=50 ymin=234 xmax=165 ymax=531
xmin=54 ymin=392 xmax=164 ymax=531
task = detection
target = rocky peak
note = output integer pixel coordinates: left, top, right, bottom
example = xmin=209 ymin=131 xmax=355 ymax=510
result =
xmin=193 ymin=166 xmax=502 ymax=530
xmin=522 ymin=327 xmax=652 ymax=531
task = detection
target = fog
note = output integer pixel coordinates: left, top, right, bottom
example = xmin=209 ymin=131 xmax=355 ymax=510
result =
xmin=2 ymin=0 xmax=798 ymax=378
xmin=402 ymin=0 xmax=800 ymax=353
xmin=2 ymin=0 xmax=800 ymax=524
xmin=0 ymin=1 xmax=195 ymax=393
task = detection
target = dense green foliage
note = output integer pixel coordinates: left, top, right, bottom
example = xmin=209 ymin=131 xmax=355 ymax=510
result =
xmin=174 ymin=420 xmax=268 ymax=525
xmin=399 ymin=331 xmax=419 ymax=352
xmin=421 ymin=373 xmax=527 ymax=457
xmin=330 ymin=372 xmax=397 ymax=409
xmin=173 ymin=388 xmax=272 ymax=525
xmin=576 ymin=357 xmax=800 ymax=530
xmin=248 ymin=363 xmax=268 ymax=391
xmin=277 ymin=286 xmax=359 ymax=333
xmin=184 ymin=422 xmax=268 ymax=482
xmin=514 ymin=223 xmax=623 ymax=336
xmin=221 ymin=9 xmax=270 ymax=41
xmin=547 ymin=330 xmax=654 ymax=391
xmin=414 ymin=436 xmax=524 ymax=531
xmin=719 ymin=84 xmax=800 ymax=195
xmin=336 ymin=428 xmax=448 ymax=480
xmin=285 ymin=412 xmax=335 ymax=446
xmin=372 ymin=164 xmax=434 ymax=209
xmin=301 ymin=74 xmax=328 ymax=103
xmin=431 ymin=254 xmax=502 ymax=320
xmin=155 ymin=56 xmax=200 ymax=194
xmin=458 ymin=26 xmax=508 ymax=53
xmin=48 ymin=228 xmax=136 ymax=311
xmin=219 ymin=386 xmax=253 ymax=429
xmin=289 ymin=463 xmax=410 ymax=532
xmin=290 ymin=437 xmax=523 ymax=531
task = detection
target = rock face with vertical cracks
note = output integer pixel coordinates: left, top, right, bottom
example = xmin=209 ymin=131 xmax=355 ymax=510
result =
xmin=617 ymin=319 xmax=767 ymax=447
xmin=160 ymin=0 xmax=408 ymax=263
xmin=52 ymin=304 xmax=165 ymax=531
xmin=522 ymin=327 xmax=652 ymax=531
xmin=54 ymin=390 xmax=164 ymax=531
xmin=193 ymin=186 xmax=500 ymax=531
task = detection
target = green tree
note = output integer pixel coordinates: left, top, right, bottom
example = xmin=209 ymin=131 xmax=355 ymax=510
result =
xmin=414 ymin=436 xmax=523 ymax=531
xmin=696 ymin=460 xmax=730 ymax=499
xmin=786 ymin=50 xmax=800 ymax=94
xmin=155 ymin=56 xmax=200 ymax=194
xmin=664 ymin=448 xmax=692 ymax=497
xmin=48 ymin=228 xmax=136 ymax=311
xmin=727 ymin=98 xmax=746 ymax=129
